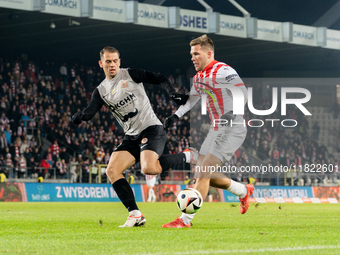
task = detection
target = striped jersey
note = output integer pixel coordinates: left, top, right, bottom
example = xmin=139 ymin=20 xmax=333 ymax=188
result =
xmin=176 ymin=60 xmax=247 ymax=130
xmin=145 ymin=175 xmax=156 ymax=181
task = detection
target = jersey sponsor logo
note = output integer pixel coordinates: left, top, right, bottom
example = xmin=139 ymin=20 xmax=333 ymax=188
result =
xmin=225 ymin=74 xmax=239 ymax=82
xmin=111 ymin=94 xmax=137 ymax=110
xmin=120 ymin=80 xmax=127 ymax=88
xmin=141 ymin=138 xmax=148 ymax=144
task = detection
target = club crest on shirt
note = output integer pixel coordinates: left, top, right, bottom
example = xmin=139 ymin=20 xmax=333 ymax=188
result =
xmin=120 ymin=80 xmax=127 ymax=88
xmin=141 ymin=138 xmax=148 ymax=144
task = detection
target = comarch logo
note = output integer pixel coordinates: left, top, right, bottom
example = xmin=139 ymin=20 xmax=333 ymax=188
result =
xmin=138 ymin=10 xmax=165 ymax=21
xmin=294 ymin=30 xmax=314 ymax=40
xmin=220 ymin=22 xmax=244 ymax=31
xmin=45 ymin=0 xmax=78 ymax=9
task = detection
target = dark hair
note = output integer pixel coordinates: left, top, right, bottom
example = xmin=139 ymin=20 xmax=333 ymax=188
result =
xmin=99 ymin=46 xmax=120 ymax=59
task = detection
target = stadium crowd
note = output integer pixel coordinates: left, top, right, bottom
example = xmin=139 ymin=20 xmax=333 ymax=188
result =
xmin=0 ymin=57 xmax=193 ymax=182
xmin=0 ymin=57 xmax=338 ymax=184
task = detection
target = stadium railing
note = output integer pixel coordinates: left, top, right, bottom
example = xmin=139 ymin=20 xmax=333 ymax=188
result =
xmin=2 ymin=167 xmax=59 ymax=181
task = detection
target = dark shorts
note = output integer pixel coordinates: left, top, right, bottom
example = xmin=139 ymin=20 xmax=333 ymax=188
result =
xmin=115 ymin=125 xmax=166 ymax=162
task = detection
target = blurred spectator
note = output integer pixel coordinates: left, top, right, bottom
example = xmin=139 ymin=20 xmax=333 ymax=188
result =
xmin=312 ymin=122 xmax=320 ymax=140
xmin=40 ymin=158 xmax=51 ymax=178
xmin=23 ymin=147 xmax=32 ymax=162
xmin=60 ymin=63 xmax=68 ymax=84
xmin=19 ymin=139 xmax=29 ymax=154
xmin=184 ymin=175 xmax=192 ymax=185
xmin=19 ymin=154 xmax=26 ymax=178
xmin=21 ymin=111 xmax=31 ymax=127
xmin=5 ymin=153 xmax=13 ymax=175
xmin=127 ymin=172 xmax=135 ymax=184
xmin=83 ymin=148 xmax=93 ymax=162
xmin=82 ymin=158 xmax=90 ymax=183
xmin=247 ymin=174 xmax=256 ymax=185
xmin=272 ymin=146 xmax=279 ymax=165
xmin=3 ymin=126 xmax=11 ymax=145
xmin=50 ymin=140 xmax=60 ymax=160
xmin=34 ymin=129 xmax=44 ymax=148
xmin=104 ymin=151 xmax=110 ymax=164
xmin=96 ymin=146 xmax=105 ymax=162
xmin=0 ymin=132 xmax=8 ymax=151
xmin=60 ymin=147 xmax=71 ymax=163
xmin=44 ymin=148 xmax=53 ymax=166
xmin=27 ymin=157 xmax=36 ymax=178
xmin=331 ymin=102 xmax=339 ymax=119
xmin=56 ymin=158 xmax=67 ymax=179
xmin=69 ymin=157 xmax=78 ymax=183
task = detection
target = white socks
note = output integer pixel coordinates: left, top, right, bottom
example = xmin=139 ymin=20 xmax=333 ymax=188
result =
xmin=129 ymin=210 xmax=142 ymax=217
xmin=183 ymin=151 xmax=190 ymax=163
xmin=227 ymin=179 xmax=247 ymax=198
xmin=180 ymin=213 xmax=195 ymax=224
xmin=148 ymin=188 xmax=156 ymax=202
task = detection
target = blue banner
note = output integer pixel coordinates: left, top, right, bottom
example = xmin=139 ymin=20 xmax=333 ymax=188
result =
xmin=25 ymin=183 xmax=143 ymax=202
xmin=223 ymin=190 xmax=241 ymax=202
xmin=223 ymin=186 xmax=313 ymax=202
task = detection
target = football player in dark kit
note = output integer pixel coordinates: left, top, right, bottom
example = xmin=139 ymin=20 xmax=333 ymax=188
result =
xmin=72 ymin=46 xmax=192 ymax=227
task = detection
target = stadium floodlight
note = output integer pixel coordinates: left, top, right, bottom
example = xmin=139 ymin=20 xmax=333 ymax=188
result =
xmin=50 ymin=20 xmax=56 ymax=29
xmin=69 ymin=18 xmax=81 ymax=26
xmin=228 ymin=0 xmax=250 ymax=17
xmin=197 ymin=0 xmax=213 ymax=12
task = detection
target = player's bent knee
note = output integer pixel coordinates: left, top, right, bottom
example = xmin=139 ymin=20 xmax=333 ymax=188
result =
xmin=105 ymin=166 xmax=122 ymax=181
xmin=141 ymin=165 xmax=161 ymax=175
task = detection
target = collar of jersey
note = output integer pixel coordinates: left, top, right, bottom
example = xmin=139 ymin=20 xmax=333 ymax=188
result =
xmin=106 ymin=69 xmax=121 ymax=83
xmin=198 ymin=60 xmax=218 ymax=75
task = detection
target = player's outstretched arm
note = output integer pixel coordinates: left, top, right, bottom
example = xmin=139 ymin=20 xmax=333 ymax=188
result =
xmin=163 ymin=114 xmax=179 ymax=129
xmin=71 ymin=88 xmax=104 ymax=125
xmin=163 ymin=93 xmax=200 ymax=129
xmin=127 ymin=68 xmax=188 ymax=105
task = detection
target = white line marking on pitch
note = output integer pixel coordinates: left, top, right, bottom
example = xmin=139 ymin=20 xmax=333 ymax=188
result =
xmin=136 ymin=245 xmax=340 ymax=255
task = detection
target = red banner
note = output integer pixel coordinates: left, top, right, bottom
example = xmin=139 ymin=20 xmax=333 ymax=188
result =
xmin=0 ymin=183 xmax=27 ymax=202
xmin=312 ymin=187 xmax=340 ymax=202
xmin=141 ymin=184 xmax=182 ymax=202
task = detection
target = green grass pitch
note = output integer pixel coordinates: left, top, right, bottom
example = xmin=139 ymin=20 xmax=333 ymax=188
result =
xmin=0 ymin=202 xmax=339 ymax=255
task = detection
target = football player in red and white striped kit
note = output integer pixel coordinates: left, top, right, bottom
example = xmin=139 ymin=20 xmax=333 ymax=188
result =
xmin=163 ymin=35 xmax=254 ymax=228
xmin=145 ymin=174 xmax=157 ymax=202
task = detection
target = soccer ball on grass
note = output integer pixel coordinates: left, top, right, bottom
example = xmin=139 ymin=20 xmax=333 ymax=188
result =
xmin=176 ymin=188 xmax=203 ymax=214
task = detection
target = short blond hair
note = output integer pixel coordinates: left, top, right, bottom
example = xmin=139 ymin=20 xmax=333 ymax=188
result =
xmin=190 ymin=34 xmax=214 ymax=51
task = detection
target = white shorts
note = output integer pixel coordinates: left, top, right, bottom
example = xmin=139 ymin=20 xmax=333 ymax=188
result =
xmin=199 ymin=119 xmax=247 ymax=163
xmin=146 ymin=176 xmax=156 ymax=187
